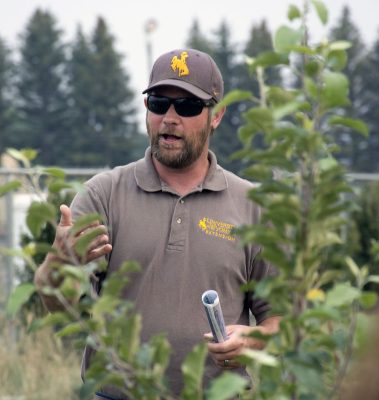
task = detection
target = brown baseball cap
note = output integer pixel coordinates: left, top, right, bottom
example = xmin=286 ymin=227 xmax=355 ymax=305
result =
xmin=142 ymin=49 xmax=224 ymax=103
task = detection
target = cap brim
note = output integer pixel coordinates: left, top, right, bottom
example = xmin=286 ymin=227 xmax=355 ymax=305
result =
xmin=142 ymin=79 xmax=213 ymax=101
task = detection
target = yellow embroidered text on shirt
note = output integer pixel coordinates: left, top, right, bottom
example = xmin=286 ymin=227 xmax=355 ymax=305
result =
xmin=198 ymin=217 xmax=236 ymax=241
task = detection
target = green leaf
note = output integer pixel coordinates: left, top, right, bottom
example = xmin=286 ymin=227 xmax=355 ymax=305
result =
xmin=119 ymin=314 xmax=142 ymax=362
xmin=345 ymin=256 xmax=361 ymax=279
xmin=320 ymin=71 xmax=350 ymax=109
xmin=0 ymin=180 xmax=22 ymax=197
xmin=48 ymin=180 xmax=76 ymax=193
xmin=243 ymin=108 xmax=274 ymax=133
xmin=26 ymin=201 xmax=56 ymax=237
xmin=6 ymin=148 xmax=37 ymax=167
xmin=288 ymin=4 xmax=301 ymax=21
xmin=274 ymin=26 xmax=303 ymax=53
xmin=305 ymin=60 xmax=321 ymax=77
xmin=311 ymin=0 xmax=328 ymax=25
xmin=290 ymin=45 xmax=317 ymax=55
xmin=181 ymin=342 xmax=207 ymax=400
xmin=273 ymin=100 xmax=305 ymax=120
xmin=325 ymin=283 xmax=360 ymax=307
xmin=70 ymin=213 xmax=104 ymax=236
xmin=252 ymin=51 xmax=289 ymax=68
xmin=327 ymin=50 xmax=348 ymax=71
xmin=266 ymin=87 xmax=297 ymax=106
xmin=6 ymin=283 xmax=36 ymax=316
xmin=74 ymin=226 xmax=106 ymax=257
xmin=328 ymin=116 xmax=369 ymax=136
xmin=367 ymin=275 xmax=379 ymax=284
xmin=43 ymin=167 xmax=66 ymax=179
xmin=300 ymin=307 xmax=340 ymax=322
xmin=317 ymin=270 xmax=343 ymax=286
xmin=216 ymin=90 xmax=253 ymax=112
xmin=206 ymin=372 xmax=248 ymax=400
xmin=359 ymin=292 xmax=377 ymax=309
xmin=242 ymin=349 xmax=279 ymax=367
xmin=56 ymin=321 xmax=84 ymax=338
xmin=329 ymin=41 xmax=352 ymax=51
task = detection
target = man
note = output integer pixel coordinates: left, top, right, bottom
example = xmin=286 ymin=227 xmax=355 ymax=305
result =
xmin=35 ymin=48 xmax=280 ymax=399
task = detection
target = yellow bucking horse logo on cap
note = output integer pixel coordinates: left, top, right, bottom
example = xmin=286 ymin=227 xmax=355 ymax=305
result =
xmin=171 ymin=51 xmax=189 ymax=77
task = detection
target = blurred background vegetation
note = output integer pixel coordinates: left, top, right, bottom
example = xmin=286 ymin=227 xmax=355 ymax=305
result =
xmin=0 ymin=5 xmax=378 ymax=173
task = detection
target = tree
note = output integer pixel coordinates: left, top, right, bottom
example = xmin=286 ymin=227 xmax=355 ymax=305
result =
xmin=359 ymin=34 xmax=379 ymax=172
xmin=185 ymin=19 xmax=214 ymax=56
xmin=209 ymin=20 xmax=245 ymax=173
xmin=0 ymin=37 xmax=16 ymax=154
xmin=238 ymin=20 xmax=282 ymax=95
xmin=85 ymin=17 xmax=144 ymax=167
xmin=66 ymin=27 xmax=98 ymax=166
xmin=329 ymin=6 xmax=369 ymax=171
xmin=68 ymin=21 xmax=146 ymax=168
xmin=16 ymin=9 xmax=69 ymax=166
xmin=235 ymin=20 xmax=283 ymax=154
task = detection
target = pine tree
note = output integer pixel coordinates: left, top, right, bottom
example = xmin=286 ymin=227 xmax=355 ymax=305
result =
xmin=16 ymin=9 xmax=69 ymax=166
xmin=67 ymin=27 xmax=100 ymax=166
xmin=238 ymin=20 xmax=281 ymax=95
xmin=87 ymin=17 xmax=143 ymax=167
xmin=185 ymin=20 xmax=214 ymax=56
xmin=209 ymin=21 xmax=245 ymax=173
xmin=329 ymin=6 xmax=368 ymax=171
xmin=0 ymin=37 xmax=14 ymax=154
xmin=359 ymin=34 xmax=379 ymax=172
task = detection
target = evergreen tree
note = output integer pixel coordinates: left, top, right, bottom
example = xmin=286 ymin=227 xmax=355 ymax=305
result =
xmin=73 ymin=17 xmax=144 ymax=167
xmin=209 ymin=21 xmax=244 ymax=173
xmin=0 ymin=37 xmax=14 ymax=154
xmin=185 ymin=20 xmax=214 ymax=56
xmin=237 ymin=20 xmax=281 ymax=95
xmin=359 ymin=34 xmax=379 ymax=172
xmin=329 ymin=6 xmax=368 ymax=171
xmin=16 ymin=9 xmax=69 ymax=166
xmin=67 ymin=27 xmax=101 ymax=166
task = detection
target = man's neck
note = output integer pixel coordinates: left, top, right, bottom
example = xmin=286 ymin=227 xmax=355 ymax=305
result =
xmin=152 ymin=151 xmax=210 ymax=197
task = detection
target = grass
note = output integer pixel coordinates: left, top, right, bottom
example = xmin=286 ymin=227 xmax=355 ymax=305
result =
xmin=0 ymin=315 xmax=82 ymax=400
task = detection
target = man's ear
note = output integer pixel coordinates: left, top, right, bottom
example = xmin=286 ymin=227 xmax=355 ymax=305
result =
xmin=211 ymin=106 xmax=226 ymax=130
xmin=144 ymin=97 xmax=148 ymax=108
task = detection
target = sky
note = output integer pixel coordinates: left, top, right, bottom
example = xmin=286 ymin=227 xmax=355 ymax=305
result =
xmin=1 ymin=0 xmax=378 ymax=125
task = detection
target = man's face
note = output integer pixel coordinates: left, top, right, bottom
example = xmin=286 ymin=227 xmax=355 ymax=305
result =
xmin=145 ymin=87 xmax=212 ymax=169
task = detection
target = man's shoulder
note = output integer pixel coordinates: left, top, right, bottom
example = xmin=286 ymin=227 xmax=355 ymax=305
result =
xmin=85 ymin=161 xmax=137 ymax=191
xmin=222 ymin=167 xmax=258 ymax=191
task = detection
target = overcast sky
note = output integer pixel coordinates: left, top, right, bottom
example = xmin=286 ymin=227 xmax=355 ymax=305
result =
xmin=1 ymin=0 xmax=378 ymax=125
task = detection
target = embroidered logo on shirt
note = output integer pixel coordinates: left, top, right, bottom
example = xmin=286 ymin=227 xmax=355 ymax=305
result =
xmin=198 ymin=217 xmax=236 ymax=241
xmin=171 ymin=51 xmax=189 ymax=77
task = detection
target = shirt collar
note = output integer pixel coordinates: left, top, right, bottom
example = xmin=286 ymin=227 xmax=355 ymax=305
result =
xmin=134 ymin=147 xmax=228 ymax=193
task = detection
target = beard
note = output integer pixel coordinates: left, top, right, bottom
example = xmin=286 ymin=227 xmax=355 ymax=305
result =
xmin=147 ymin=121 xmax=210 ymax=169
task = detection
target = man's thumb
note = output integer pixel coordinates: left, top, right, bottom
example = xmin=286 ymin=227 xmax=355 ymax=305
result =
xmin=59 ymin=204 xmax=72 ymax=226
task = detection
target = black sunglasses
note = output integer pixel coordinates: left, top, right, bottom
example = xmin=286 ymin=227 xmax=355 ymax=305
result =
xmin=146 ymin=94 xmax=213 ymax=117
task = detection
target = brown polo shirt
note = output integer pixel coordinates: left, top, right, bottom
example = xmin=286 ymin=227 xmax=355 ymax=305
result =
xmin=71 ymin=147 xmax=272 ymax=397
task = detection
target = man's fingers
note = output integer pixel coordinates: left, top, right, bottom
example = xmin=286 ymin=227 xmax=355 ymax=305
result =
xmin=59 ymin=204 xmax=73 ymax=227
xmin=87 ymin=244 xmax=113 ymax=262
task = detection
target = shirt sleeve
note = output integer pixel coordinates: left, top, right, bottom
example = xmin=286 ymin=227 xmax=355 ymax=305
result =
xmin=248 ymin=249 xmax=277 ymax=325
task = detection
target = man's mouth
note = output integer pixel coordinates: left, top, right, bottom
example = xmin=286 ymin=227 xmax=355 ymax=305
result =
xmin=159 ymin=134 xmax=182 ymax=143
